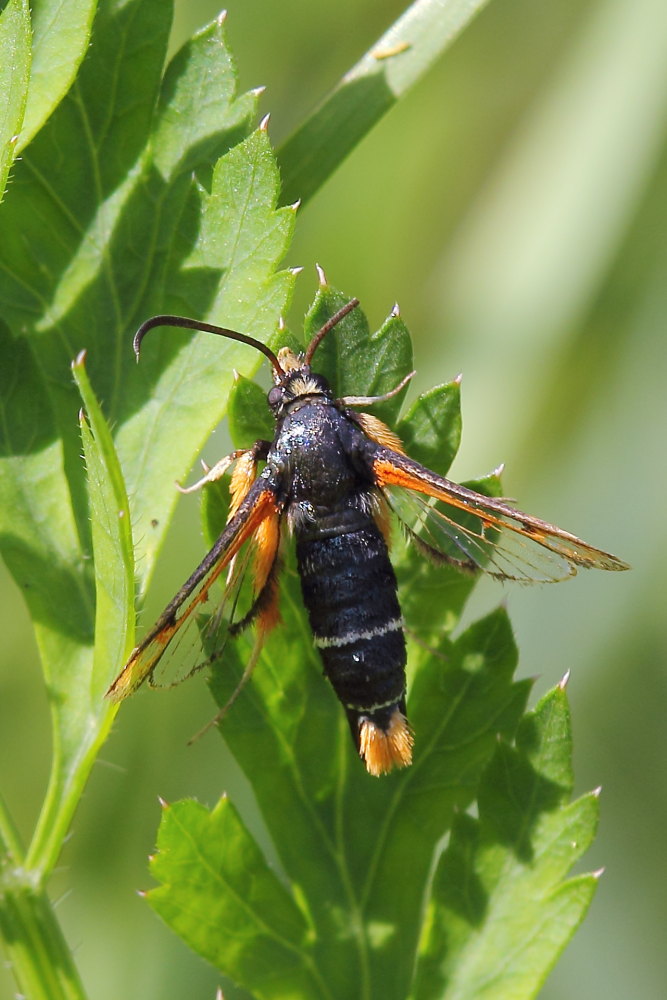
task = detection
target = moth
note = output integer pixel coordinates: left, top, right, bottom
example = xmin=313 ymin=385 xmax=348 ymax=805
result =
xmin=107 ymin=298 xmax=628 ymax=775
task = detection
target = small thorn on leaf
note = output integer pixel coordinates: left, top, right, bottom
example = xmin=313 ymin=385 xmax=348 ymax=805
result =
xmin=559 ymin=669 xmax=571 ymax=690
xmin=593 ymin=785 xmax=603 ymax=797
xmin=158 ymin=796 xmax=169 ymax=809
xmin=259 ymin=113 xmax=270 ymax=131
xmin=288 ymin=199 xmax=302 ymax=212
xmin=118 ymin=509 xmax=126 ymax=519
xmin=278 ymin=316 xmax=286 ymax=330
xmin=493 ymin=462 xmax=506 ymax=478
xmin=593 ymin=867 xmax=605 ymax=879
xmin=200 ymin=459 xmax=211 ymax=472
xmin=315 ymin=262 xmax=328 ymax=287
xmin=78 ymin=408 xmax=85 ymax=422
xmin=250 ymin=85 xmax=266 ymax=97
xmin=391 ymin=302 xmax=400 ymax=317
xmin=289 ymin=265 xmax=303 ymax=276
xmin=74 ymin=349 xmax=87 ymax=367
xmin=217 ymin=10 xmax=227 ymax=26
xmin=454 ymin=372 xmax=463 ymax=385
xmin=232 ymin=368 xmax=241 ymax=382
xmin=137 ymin=889 xmax=148 ymax=898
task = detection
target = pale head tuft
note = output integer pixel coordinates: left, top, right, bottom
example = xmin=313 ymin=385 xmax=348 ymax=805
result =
xmin=359 ymin=709 xmax=413 ymax=776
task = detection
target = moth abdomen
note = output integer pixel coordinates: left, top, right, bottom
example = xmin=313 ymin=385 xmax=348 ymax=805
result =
xmin=296 ymin=519 xmax=412 ymax=775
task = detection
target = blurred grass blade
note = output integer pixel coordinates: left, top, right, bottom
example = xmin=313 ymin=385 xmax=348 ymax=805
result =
xmin=277 ymin=0 xmax=493 ymax=204
xmin=435 ymin=0 xmax=667 ymax=460
xmin=413 ymin=682 xmax=599 ymax=1000
xmin=0 ymin=0 xmax=30 ymax=197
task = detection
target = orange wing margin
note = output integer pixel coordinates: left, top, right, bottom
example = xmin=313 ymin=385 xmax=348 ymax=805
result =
xmin=106 ymin=479 xmax=280 ymax=702
xmin=371 ymin=445 xmax=629 ymax=577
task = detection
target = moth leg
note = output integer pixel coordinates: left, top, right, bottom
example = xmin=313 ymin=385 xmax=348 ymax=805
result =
xmin=177 ymin=440 xmax=271 ymax=495
xmin=187 ymin=629 xmax=266 ymax=744
xmin=338 ymin=369 xmax=415 ymax=408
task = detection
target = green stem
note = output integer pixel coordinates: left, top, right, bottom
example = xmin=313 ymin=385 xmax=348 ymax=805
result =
xmin=26 ymin=707 xmax=115 ymax=876
xmin=0 ymin=789 xmax=24 ymax=862
xmin=0 ymin=876 xmax=88 ymax=1000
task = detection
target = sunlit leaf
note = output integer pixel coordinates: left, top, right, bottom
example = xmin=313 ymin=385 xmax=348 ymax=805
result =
xmin=413 ymin=682 xmax=599 ymax=1000
xmin=0 ymin=0 xmax=30 ymax=196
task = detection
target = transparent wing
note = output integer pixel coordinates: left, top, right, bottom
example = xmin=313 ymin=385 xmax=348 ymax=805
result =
xmin=372 ymin=447 xmax=629 ymax=583
xmin=106 ymin=481 xmax=280 ymax=702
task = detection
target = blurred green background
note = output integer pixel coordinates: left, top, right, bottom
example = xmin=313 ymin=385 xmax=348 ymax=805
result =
xmin=1 ymin=0 xmax=665 ymax=996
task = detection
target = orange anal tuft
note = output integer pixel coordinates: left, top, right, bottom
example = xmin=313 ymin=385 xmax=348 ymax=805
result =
xmin=358 ymin=709 xmax=413 ymax=776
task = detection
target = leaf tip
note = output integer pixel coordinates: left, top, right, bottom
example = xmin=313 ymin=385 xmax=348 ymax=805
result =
xmin=454 ymin=371 xmax=463 ymax=385
xmin=288 ymin=264 xmax=303 ymax=275
xmin=277 ymin=315 xmax=287 ymax=331
xmin=250 ymin=85 xmax=266 ymax=98
xmin=593 ymin=866 xmax=605 ymax=880
xmin=315 ymin=262 xmax=328 ymax=287
xmin=136 ymin=889 xmax=148 ymax=898
xmin=259 ymin=112 xmax=271 ymax=132
xmin=217 ymin=9 xmax=228 ymax=27
xmin=493 ymin=461 xmax=505 ymax=478
xmin=559 ymin=669 xmax=571 ymax=690
xmin=391 ymin=301 xmax=400 ymax=317
xmin=593 ymin=784 xmax=603 ymax=798
xmin=158 ymin=795 xmax=170 ymax=810
xmin=288 ymin=199 xmax=301 ymax=212
xmin=72 ymin=348 xmax=87 ymax=369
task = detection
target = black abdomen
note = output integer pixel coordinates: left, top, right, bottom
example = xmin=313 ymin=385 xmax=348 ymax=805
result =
xmin=296 ymin=519 xmax=407 ymax=748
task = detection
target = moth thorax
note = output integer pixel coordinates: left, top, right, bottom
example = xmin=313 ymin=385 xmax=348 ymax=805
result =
xmin=358 ymin=708 xmax=413 ymax=776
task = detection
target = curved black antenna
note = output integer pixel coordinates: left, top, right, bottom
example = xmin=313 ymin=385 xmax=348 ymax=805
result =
xmin=304 ymin=298 xmax=360 ymax=365
xmin=133 ymin=314 xmax=285 ymax=377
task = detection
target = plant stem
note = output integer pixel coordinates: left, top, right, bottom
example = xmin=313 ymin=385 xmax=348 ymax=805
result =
xmin=0 ymin=870 xmax=88 ymax=1000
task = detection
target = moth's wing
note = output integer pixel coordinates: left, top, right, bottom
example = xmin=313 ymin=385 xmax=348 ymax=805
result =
xmin=106 ymin=478 xmax=281 ymax=702
xmin=370 ymin=446 xmax=629 ymax=582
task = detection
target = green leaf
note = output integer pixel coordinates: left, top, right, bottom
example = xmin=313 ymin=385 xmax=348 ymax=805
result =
xmin=0 ymin=0 xmax=30 ymax=198
xmin=397 ymin=377 xmax=462 ymax=477
xmin=71 ymin=351 xmax=135 ymax=698
xmin=303 ymin=277 xmax=413 ymax=424
xmin=278 ymin=0 xmax=494 ymax=204
xmin=228 ymin=373 xmax=274 ymax=450
xmin=151 ymin=599 xmax=528 ymax=998
xmin=18 ymin=0 xmax=98 ymax=151
xmin=148 ymin=798 xmax=327 ymax=999
xmin=0 ymin=0 xmax=295 ymax=885
xmin=413 ymin=681 xmax=599 ymax=1000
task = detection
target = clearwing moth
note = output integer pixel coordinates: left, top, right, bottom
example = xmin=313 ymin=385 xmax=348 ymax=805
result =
xmin=107 ymin=298 xmax=628 ymax=776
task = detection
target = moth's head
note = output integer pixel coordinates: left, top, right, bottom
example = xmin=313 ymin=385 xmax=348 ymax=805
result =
xmin=266 ymin=348 xmax=332 ymax=416
xmin=264 ymin=299 xmax=360 ymax=416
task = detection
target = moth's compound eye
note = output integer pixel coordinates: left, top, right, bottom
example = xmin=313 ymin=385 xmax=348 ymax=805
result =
xmin=267 ymin=386 xmax=284 ymax=408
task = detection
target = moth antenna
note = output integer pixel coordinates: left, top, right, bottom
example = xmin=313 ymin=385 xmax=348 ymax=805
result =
xmin=304 ymin=298 xmax=360 ymax=365
xmin=132 ymin=314 xmax=285 ymax=377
